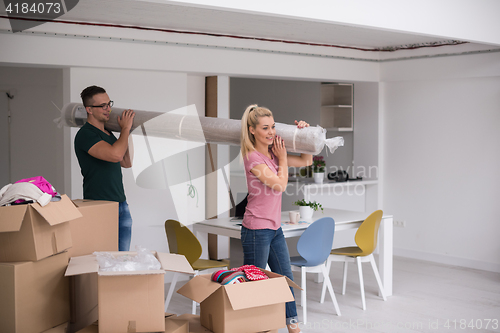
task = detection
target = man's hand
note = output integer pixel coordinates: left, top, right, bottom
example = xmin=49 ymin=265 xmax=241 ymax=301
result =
xmin=88 ymin=109 xmax=135 ymax=164
xmin=118 ymin=109 xmax=135 ymax=132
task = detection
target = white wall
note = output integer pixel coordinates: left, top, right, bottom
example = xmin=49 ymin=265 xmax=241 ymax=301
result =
xmin=66 ymin=67 xmax=206 ymax=255
xmin=353 ymin=82 xmax=379 ymax=180
xmin=0 ymin=67 xmax=64 ymax=190
xmin=381 ymin=52 xmax=500 ymax=272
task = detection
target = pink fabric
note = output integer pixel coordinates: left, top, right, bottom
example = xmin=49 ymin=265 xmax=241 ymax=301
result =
xmin=230 ymin=264 xmax=269 ymax=281
xmin=242 ymin=150 xmax=282 ymax=230
xmin=15 ymin=176 xmax=57 ymax=197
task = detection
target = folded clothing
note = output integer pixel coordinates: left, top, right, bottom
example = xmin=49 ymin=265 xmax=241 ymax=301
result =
xmin=0 ymin=182 xmax=52 ymax=207
xmin=211 ymin=265 xmax=270 ymax=285
xmin=211 ymin=270 xmax=248 ymax=285
xmin=15 ymin=176 xmax=57 ymax=197
xmin=14 ymin=176 xmax=59 ymax=204
xmin=230 ymin=264 xmax=269 ymax=281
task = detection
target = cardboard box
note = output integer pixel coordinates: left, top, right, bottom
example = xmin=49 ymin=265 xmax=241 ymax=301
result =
xmin=173 ymin=314 xmax=213 ymax=333
xmin=76 ymin=322 xmax=99 ymax=333
xmin=67 ymin=273 xmax=98 ymax=333
xmin=164 ymin=315 xmax=190 ymax=333
xmin=68 ymin=200 xmax=119 ymax=258
xmin=56 ymin=316 xmax=193 ymax=333
xmin=0 ymin=195 xmax=82 ymax=262
xmin=53 ymin=316 xmax=266 ymax=333
xmin=177 ymin=270 xmax=300 ymax=333
xmin=65 ymin=251 xmax=194 ymax=333
xmin=0 ymin=252 xmax=70 ymax=333
xmin=41 ymin=322 xmax=99 ymax=333
xmin=64 ymin=200 xmax=118 ymax=333
xmin=60 ymin=316 xmax=200 ymax=333
xmin=76 ymin=322 xmax=98 ymax=333
xmin=41 ymin=323 xmax=67 ymax=333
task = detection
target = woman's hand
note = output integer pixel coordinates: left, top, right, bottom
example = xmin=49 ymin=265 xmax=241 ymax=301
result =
xmin=287 ymin=120 xmax=313 ymax=168
xmin=272 ymin=135 xmax=287 ymax=161
xmin=295 ymin=120 xmax=310 ymax=129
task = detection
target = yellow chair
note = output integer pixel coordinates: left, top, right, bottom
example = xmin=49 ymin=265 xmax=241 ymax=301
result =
xmin=164 ymin=219 xmax=228 ymax=314
xmin=320 ymin=210 xmax=387 ymax=310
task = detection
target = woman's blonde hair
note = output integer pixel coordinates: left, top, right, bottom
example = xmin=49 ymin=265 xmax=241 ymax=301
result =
xmin=241 ymin=104 xmax=273 ymax=158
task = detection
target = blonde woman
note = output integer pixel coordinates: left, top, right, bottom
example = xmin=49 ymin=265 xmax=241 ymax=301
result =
xmin=240 ymin=104 xmax=312 ymax=332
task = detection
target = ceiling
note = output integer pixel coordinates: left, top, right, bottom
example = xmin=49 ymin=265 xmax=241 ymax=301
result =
xmin=59 ymin=0 xmax=466 ymax=52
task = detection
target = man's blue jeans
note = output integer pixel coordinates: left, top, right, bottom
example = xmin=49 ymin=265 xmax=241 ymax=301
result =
xmin=240 ymin=226 xmax=298 ymax=325
xmin=118 ymin=201 xmax=133 ymax=251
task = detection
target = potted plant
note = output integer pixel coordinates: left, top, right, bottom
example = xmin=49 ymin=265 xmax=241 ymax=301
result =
xmin=293 ymin=199 xmax=323 ymax=219
xmin=312 ymin=156 xmax=326 ymax=183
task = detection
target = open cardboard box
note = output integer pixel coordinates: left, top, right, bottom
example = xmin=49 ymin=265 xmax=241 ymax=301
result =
xmin=65 ymin=251 xmax=194 ymax=333
xmin=64 ymin=199 xmax=118 ymax=333
xmin=0 ymin=194 xmax=82 ymax=262
xmin=177 ymin=269 xmax=301 ymax=333
xmin=164 ymin=314 xmax=214 ymax=333
xmin=164 ymin=314 xmax=190 ymax=333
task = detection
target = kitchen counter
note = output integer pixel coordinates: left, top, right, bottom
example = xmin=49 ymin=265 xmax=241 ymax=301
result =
xmin=284 ymin=178 xmax=378 ymax=212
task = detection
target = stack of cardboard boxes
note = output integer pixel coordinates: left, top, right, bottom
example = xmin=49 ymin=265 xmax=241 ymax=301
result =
xmin=0 ymin=195 xmax=82 ymax=333
xmin=0 ymin=196 xmax=122 ymax=333
xmin=1 ymin=195 xmax=298 ymax=333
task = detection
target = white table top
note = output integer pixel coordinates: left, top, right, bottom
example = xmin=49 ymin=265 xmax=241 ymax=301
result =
xmin=194 ymin=208 xmax=393 ymax=236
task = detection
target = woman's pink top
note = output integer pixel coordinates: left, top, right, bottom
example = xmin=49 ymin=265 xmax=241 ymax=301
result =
xmin=242 ymin=149 xmax=282 ymax=230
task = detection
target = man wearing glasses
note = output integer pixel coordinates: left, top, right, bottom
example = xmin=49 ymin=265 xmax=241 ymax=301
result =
xmin=74 ymin=85 xmax=135 ymax=251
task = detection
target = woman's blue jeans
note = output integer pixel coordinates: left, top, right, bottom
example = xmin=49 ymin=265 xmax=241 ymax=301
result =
xmin=240 ymin=226 xmax=298 ymax=325
xmin=118 ymin=201 xmax=133 ymax=251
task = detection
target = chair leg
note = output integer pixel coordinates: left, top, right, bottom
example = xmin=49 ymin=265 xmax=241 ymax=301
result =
xmin=320 ymin=264 xmax=341 ymax=316
xmin=192 ymin=300 xmax=197 ymax=315
xmin=301 ymin=267 xmax=307 ymax=324
xmin=369 ymin=254 xmax=387 ymax=301
xmin=191 ymin=270 xmax=200 ymax=315
xmin=165 ymin=272 xmax=179 ymax=312
xmin=342 ymin=259 xmax=349 ymax=295
xmin=356 ymin=257 xmax=366 ymax=310
xmin=320 ymin=256 xmax=332 ymax=303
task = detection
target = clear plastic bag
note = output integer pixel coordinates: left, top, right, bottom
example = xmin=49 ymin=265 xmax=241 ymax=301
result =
xmin=94 ymin=246 xmax=161 ymax=272
xmin=59 ymin=103 xmax=344 ymax=155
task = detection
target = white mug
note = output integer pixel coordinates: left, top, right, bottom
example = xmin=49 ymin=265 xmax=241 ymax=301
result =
xmin=289 ymin=211 xmax=300 ymax=224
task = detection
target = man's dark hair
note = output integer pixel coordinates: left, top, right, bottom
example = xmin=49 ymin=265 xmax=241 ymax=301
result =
xmin=80 ymin=85 xmax=106 ymax=107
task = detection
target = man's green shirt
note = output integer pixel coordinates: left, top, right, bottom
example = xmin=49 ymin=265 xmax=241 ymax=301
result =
xmin=74 ymin=122 xmax=126 ymax=202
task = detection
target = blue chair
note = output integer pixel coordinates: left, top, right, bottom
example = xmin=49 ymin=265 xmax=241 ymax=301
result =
xmin=290 ymin=217 xmax=341 ymax=324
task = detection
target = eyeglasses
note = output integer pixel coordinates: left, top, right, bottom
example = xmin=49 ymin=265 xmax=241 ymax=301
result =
xmin=89 ymin=101 xmax=114 ymax=109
